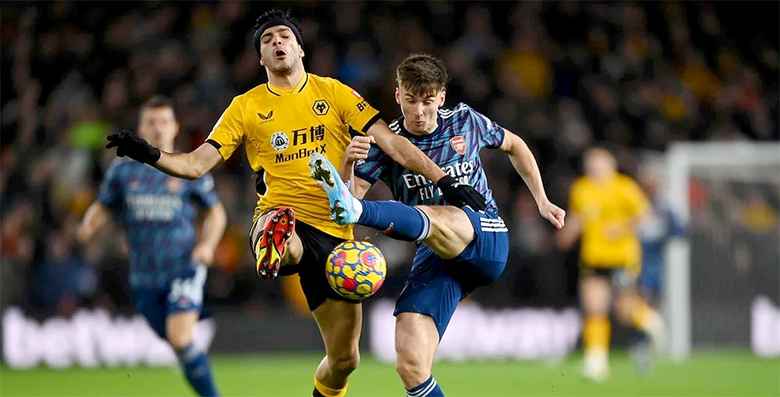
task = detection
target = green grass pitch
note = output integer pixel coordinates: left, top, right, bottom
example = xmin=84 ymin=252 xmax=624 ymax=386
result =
xmin=1 ymin=351 xmax=778 ymax=397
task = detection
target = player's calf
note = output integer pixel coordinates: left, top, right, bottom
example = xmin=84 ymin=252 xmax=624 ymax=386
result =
xmin=312 ymin=299 xmax=362 ymax=397
xmin=166 ymin=311 xmax=219 ymax=397
xmin=396 ymin=352 xmax=430 ymax=388
xmin=395 ymin=313 xmax=444 ymax=396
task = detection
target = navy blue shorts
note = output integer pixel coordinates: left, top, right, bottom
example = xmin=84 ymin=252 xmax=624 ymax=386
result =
xmin=394 ymin=207 xmax=509 ymax=338
xmin=131 ymin=264 xmax=207 ymax=339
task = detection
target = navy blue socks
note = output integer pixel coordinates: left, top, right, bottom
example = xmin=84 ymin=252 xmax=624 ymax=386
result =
xmin=357 ymin=200 xmax=430 ymax=241
xmin=175 ymin=343 xmax=219 ymax=397
xmin=406 ymin=376 xmax=444 ymax=397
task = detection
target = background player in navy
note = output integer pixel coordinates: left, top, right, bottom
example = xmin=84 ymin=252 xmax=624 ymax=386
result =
xmin=310 ymin=54 xmax=565 ymax=397
xmin=78 ymin=96 xmax=227 ymax=397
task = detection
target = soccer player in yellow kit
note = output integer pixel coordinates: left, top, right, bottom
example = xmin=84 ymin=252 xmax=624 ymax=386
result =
xmin=105 ymin=9 xmax=485 ymax=397
xmin=558 ymin=147 xmax=664 ymax=381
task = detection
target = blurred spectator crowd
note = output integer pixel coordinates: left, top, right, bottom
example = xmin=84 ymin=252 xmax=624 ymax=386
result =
xmin=1 ymin=2 xmax=777 ymax=318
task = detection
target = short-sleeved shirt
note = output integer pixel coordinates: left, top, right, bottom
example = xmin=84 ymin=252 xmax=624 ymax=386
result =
xmin=97 ymin=159 xmax=220 ymax=288
xmin=355 ymin=102 xmax=504 ymax=214
xmin=207 ymin=73 xmax=380 ymax=240
xmin=569 ymin=174 xmax=649 ymax=268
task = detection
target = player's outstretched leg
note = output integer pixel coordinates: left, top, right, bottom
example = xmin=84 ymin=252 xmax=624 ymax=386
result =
xmin=309 ymin=153 xmax=431 ymax=242
xmin=311 ymin=299 xmax=362 ymax=397
xmin=167 ymin=312 xmax=219 ymax=397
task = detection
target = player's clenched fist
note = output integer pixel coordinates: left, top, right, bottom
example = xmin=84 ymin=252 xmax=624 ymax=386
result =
xmin=538 ymin=200 xmax=566 ymax=229
xmin=344 ymin=135 xmax=375 ymax=163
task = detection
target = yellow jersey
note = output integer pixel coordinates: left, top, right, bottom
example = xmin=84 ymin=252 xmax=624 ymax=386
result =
xmin=570 ymin=173 xmax=649 ymax=269
xmin=207 ymin=73 xmax=380 ymax=239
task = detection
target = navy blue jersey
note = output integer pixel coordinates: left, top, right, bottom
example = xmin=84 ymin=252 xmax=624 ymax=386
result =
xmin=356 ymin=103 xmax=505 ymax=214
xmin=97 ymin=159 xmax=220 ymax=288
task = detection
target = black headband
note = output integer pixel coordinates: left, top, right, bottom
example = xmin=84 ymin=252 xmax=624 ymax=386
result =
xmin=254 ymin=18 xmax=304 ymax=55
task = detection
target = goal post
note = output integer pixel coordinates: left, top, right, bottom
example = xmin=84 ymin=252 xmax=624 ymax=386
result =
xmin=664 ymin=142 xmax=780 ymax=361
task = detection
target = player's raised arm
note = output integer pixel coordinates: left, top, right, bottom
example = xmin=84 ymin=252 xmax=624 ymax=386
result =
xmin=367 ymin=120 xmax=487 ymax=210
xmin=107 ymin=96 xmax=245 ymax=179
xmin=499 ymin=129 xmax=566 ymax=229
xmin=105 ymin=131 xmax=222 ymax=180
xmin=156 ymin=143 xmax=223 ymax=179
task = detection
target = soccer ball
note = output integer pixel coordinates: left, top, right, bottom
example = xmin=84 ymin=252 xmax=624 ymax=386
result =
xmin=325 ymin=241 xmax=387 ymax=301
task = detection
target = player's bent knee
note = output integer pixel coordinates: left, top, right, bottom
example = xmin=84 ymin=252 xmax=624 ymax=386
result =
xmin=415 ymin=206 xmax=473 ymax=259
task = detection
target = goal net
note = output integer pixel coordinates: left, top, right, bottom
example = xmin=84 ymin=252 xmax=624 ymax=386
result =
xmin=664 ymin=142 xmax=780 ymax=360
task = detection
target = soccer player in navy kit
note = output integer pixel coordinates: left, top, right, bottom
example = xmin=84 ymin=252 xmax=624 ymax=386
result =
xmin=78 ymin=96 xmax=227 ymax=397
xmin=311 ymin=54 xmax=565 ymax=397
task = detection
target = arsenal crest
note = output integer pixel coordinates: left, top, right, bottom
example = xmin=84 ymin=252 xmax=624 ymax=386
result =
xmin=167 ymin=177 xmax=182 ymax=193
xmin=450 ymin=135 xmax=466 ymax=155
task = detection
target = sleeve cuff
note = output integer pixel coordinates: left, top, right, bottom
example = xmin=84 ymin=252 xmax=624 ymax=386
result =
xmin=360 ymin=113 xmax=382 ymax=133
xmin=206 ymin=139 xmax=222 ymax=150
xmin=206 ymin=139 xmax=231 ymax=160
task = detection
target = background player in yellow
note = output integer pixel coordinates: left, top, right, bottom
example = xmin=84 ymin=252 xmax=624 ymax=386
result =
xmin=104 ymin=9 xmax=486 ymax=397
xmin=558 ymin=147 xmax=664 ymax=382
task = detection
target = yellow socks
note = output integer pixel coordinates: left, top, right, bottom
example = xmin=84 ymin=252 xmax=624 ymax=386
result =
xmin=630 ymin=300 xmax=666 ymax=351
xmin=584 ymin=315 xmax=610 ymax=354
xmin=314 ymin=377 xmax=348 ymax=397
xmin=583 ymin=315 xmax=610 ymax=381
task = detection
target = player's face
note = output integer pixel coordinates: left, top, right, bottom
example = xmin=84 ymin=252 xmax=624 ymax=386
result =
xmin=138 ymin=107 xmax=178 ymax=150
xmin=395 ymin=85 xmax=445 ymax=135
xmin=259 ymin=26 xmax=304 ymax=75
xmin=584 ymin=150 xmax=616 ymax=181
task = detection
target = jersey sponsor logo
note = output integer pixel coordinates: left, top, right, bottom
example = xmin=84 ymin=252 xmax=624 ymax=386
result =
xmin=450 ymin=135 xmax=466 ymax=155
xmin=257 ymin=110 xmax=274 ymax=122
xmin=292 ymin=124 xmax=326 ymax=145
xmin=356 ymin=100 xmax=369 ymax=112
xmin=402 ymin=160 xmax=476 ymax=200
xmin=126 ymin=194 xmax=182 ymax=221
xmin=274 ymin=144 xmax=327 ymax=164
xmin=270 ymin=131 xmax=290 ymax=152
xmin=312 ymin=99 xmax=330 ymax=116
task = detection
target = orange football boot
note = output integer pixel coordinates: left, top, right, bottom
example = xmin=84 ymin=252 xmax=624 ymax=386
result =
xmin=254 ymin=207 xmax=295 ymax=279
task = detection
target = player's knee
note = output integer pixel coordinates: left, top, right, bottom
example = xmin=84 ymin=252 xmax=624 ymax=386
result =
xmin=416 ymin=206 xmax=443 ymax=231
xmin=581 ymin=279 xmax=610 ymax=315
xmin=614 ymin=294 xmax=634 ymax=324
xmin=330 ymin=350 xmax=360 ymax=375
xmin=167 ymin=331 xmax=193 ymax=350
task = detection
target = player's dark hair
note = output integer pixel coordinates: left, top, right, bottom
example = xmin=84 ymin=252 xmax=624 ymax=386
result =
xmin=140 ymin=95 xmax=175 ymax=117
xmin=396 ymin=54 xmax=448 ymax=97
xmin=253 ymin=9 xmax=304 ymax=57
